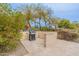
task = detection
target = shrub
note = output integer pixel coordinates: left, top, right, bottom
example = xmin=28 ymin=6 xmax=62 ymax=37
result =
xmin=0 ymin=13 xmax=25 ymax=53
xmin=58 ymin=19 xmax=70 ymax=28
xmin=57 ymin=29 xmax=79 ymax=41
xmin=69 ymin=23 xmax=76 ymax=29
xmin=40 ymin=27 xmax=49 ymax=31
xmin=58 ymin=19 xmax=76 ymax=29
xmin=31 ymin=27 xmax=51 ymax=31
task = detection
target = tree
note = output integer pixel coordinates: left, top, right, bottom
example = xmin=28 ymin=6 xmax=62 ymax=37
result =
xmin=58 ymin=19 xmax=76 ymax=29
xmin=48 ymin=17 xmax=59 ymax=30
xmin=34 ymin=4 xmax=44 ymax=30
xmin=34 ymin=4 xmax=53 ymax=30
xmin=17 ymin=4 xmax=54 ymax=31
xmin=0 ymin=3 xmax=12 ymax=16
xmin=17 ymin=4 xmax=36 ymax=30
xmin=58 ymin=19 xmax=70 ymax=29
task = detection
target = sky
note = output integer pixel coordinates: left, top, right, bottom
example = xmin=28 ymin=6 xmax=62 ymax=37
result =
xmin=11 ymin=3 xmax=79 ymax=22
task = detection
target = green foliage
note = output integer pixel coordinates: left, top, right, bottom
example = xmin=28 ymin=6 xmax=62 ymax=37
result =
xmin=69 ymin=23 xmax=76 ymax=29
xmin=40 ymin=27 xmax=49 ymax=31
xmin=31 ymin=27 xmax=38 ymax=30
xmin=13 ymin=12 xmax=26 ymax=31
xmin=0 ymin=12 xmax=25 ymax=52
xmin=31 ymin=26 xmax=53 ymax=31
xmin=58 ymin=19 xmax=76 ymax=29
xmin=58 ymin=19 xmax=70 ymax=28
xmin=0 ymin=3 xmax=12 ymax=15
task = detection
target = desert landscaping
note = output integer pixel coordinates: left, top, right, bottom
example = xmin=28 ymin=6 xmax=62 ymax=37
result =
xmin=0 ymin=3 xmax=79 ymax=56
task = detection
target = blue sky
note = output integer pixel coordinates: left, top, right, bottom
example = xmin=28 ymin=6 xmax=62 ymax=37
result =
xmin=11 ymin=3 xmax=79 ymax=22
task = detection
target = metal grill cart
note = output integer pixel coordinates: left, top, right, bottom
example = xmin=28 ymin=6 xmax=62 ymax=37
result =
xmin=29 ymin=29 xmax=36 ymax=41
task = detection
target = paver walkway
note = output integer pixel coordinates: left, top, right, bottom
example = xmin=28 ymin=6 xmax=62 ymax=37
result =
xmin=21 ymin=32 xmax=79 ymax=56
xmin=21 ymin=37 xmax=45 ymax=55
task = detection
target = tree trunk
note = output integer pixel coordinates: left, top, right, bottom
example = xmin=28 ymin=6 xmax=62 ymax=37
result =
xmin=48 ymin=21 xmax=51 ymax=30
xmin=34 ymin=21 xmax=36 ymax=28
xmin=55 ymin=24 xmax=57 ymax=30
xmin=26 ymin=20 xmax=31 ymax=31
xmin=44 ymin=19 xmax=47 ymax=31
xmin=39 ymin=18 xmax=41 ymax=30
xmin=35 ymin=21 xmax=37 ymax=30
